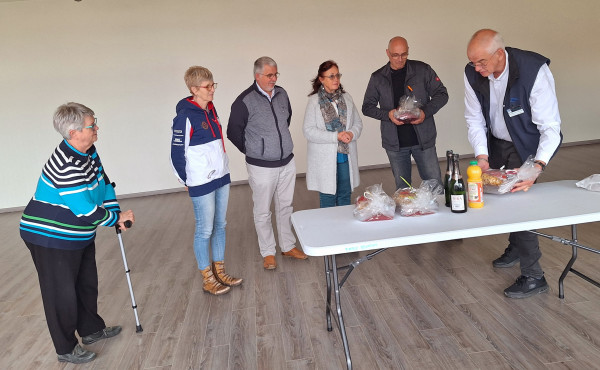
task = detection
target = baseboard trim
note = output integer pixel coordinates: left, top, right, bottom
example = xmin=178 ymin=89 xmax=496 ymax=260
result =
xmin=2 ymin=139 xmax=598 ymax=214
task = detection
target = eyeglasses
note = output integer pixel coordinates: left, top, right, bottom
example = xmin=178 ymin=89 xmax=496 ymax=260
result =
xmin=261 ymin=72 xmax=280 ymax=79
xmin=84 ymin=117 xmax=98 ymax=130
xmin=468 ymin=50 xmax=498 ymax=68
xmin=390 ymin=52 xmax=409 ymax=59
xmin=197 ymin=83 xmax=218 ymax=90
xmin=322 ymin=73 xmax=342 ymax=80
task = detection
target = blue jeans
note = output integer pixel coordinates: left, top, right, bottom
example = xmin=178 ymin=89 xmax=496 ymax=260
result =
xmin=385 ymin=145 xmax=442 ymax=190
xmin=190 ymin=184 xmax=229 ymax=270
xmin=319 ymin=160 xmax=351 ymax=208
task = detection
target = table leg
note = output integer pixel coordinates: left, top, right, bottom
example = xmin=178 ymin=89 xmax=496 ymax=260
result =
xmin=324 ymin=256 xmax=332 ymax=331
xmin=558 ymin=225 xmax=578 ymax=299
xmin=331 ymin=255 xmax=352 ymax=370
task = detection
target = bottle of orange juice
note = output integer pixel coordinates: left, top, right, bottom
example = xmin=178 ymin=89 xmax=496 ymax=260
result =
xmin=467 ymin=160 xmax=484 ymax=208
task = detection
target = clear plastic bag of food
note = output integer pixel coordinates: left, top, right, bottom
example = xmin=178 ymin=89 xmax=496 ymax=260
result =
xmin=482 ymin=156 xmax=541 ymax=194
xmin=353 ymin=184 xmax=395 ymax=221
xmin=482 ymin=168 xmax=517 ymax=194
xmin=393 ymin=95 xmax=421 ymax=123
xmin=576 ymin=174 xmax=600 ymax=192
xmin=393 ymin=179 xmax=442 ymax=216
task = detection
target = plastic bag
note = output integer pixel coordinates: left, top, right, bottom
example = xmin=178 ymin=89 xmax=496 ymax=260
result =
xmin=393 ymin=95 xmax=421 ymax=123
xmin=576 ymin=174 xmax=600 ymax=192
xmin=393 ymin=179 xmax=442 ymax=216
xmin=482 ymin=156 xmax=541 ymax=194
xmin=353 ymin=184 xmax=395 ymax=221
xmin=482 ymin=168 xmax=518 ymax=194
xmin=499 ymin=155 xmax=542 ymax=193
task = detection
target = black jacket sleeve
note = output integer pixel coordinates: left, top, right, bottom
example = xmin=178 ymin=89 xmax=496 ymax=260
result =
xmin=421 ymin=65 xmax=449 ymax=118
xmin=227 ymin=98 xmax=249 ymax=154
xmin=362 ymin=73 xmax=388 ymax=121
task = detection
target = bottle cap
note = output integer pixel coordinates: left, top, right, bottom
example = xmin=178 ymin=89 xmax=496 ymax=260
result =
xmin=470 ymin=160 xmax=477 ymax=165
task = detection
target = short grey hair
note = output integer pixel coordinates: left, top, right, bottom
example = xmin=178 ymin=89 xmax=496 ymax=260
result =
xmin=53 ymin=102 xmax=95 ymax=139
xmin=253 ymin=56 xmax=277 ymax=76
xmin=487 ymin=32 xmax=505 ymax=54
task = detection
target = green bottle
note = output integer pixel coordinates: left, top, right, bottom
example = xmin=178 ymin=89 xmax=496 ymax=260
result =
xmin=444 ymin=150 xmax=453 ymax=207
xmin=450 ymin=154 xmax=467 ymax=213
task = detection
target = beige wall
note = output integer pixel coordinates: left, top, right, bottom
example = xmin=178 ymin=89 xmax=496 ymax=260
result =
xmin=1 ymin=0 xmax=599 ymax=209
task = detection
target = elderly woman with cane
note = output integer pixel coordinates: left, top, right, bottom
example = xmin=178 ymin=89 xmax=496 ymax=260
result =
xmin=19 ymin=102 xmax=135 ymax=364
xmin=303 ymin=60 xmax=363 ymax=208
xmin=170 ymin=66 xmax=242 ymax=295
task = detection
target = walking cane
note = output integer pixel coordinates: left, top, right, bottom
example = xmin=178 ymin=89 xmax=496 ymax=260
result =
xmin=112 ymin=182 xmax=143 ymax=333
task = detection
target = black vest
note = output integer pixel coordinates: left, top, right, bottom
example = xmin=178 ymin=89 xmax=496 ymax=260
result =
xmin=465 ymin=47 xmax=562 ymax=162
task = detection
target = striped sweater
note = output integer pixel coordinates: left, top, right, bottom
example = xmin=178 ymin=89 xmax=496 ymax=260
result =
xmin=20 ymin=140 xmax=121 ymax=250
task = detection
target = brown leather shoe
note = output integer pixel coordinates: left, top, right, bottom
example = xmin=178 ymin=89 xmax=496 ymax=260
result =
xmin=263 ymin=255 xmax=276 ymax=270
xmin=282 ymin=247 xmax=308 ymax=260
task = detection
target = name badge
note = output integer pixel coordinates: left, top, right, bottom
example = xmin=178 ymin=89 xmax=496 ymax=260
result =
xmin=507 ymin=105 xmax=524 ymax=117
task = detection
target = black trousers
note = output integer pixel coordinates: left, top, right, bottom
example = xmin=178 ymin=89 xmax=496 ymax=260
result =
xmin=25 ymin=241 xmax=106 ymax=354
xmin=489 ymin=136 xmax=543 ymax=278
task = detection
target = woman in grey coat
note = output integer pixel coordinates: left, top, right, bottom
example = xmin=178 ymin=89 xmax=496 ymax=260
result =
xmin=303 ymin=60 xmax=363 ymax=208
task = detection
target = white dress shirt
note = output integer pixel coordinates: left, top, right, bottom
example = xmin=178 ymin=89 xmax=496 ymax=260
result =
xmin=256 ymin=82 xmax=273 ymax=102
xmin=464 ymin=49 xmax=562 ymax=164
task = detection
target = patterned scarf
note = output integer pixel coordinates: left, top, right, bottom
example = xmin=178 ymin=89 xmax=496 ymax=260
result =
xmin=318 ymin=86 xmax=349 ymax=154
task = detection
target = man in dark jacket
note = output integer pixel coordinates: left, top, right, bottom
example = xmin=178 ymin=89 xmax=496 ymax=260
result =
xmin=464 ymin=29 xmax=562 ymax=298
xmin=362 ymin=36 xmax=448 ymax=190
xmin=227 ymin=56 xmax=308 ymax=270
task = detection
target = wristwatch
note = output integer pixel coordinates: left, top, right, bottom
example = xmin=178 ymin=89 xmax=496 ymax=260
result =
xmin=534 ymin=160 xmax=546 ymax=171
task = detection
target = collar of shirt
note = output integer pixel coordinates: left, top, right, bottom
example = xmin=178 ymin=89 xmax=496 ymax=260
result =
xmin=255 ymin=81 xmax=274 ymax=102
xmin=488 ymin=49 xmax=509 ymax=83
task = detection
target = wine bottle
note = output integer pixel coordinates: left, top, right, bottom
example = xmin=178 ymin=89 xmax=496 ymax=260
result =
xmin=444 ymin=150 xmax=453 ymax=207
xmin=450 ymin=154 xmax=467 ymax=213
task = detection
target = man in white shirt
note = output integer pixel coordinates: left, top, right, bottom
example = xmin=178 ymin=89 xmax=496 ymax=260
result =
xmin=464 ymin=29 xmax=562 ymax=298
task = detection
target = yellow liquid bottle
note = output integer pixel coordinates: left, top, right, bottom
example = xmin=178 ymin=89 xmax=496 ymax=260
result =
xmin=467 ymin=160 xmax=484 ymax=208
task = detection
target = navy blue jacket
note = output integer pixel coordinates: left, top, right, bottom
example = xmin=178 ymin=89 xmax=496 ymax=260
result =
xmin=465 ymin=47 xmax=562 ymax=162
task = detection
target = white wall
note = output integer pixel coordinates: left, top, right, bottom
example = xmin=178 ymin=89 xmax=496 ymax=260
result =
xmin=1 ymin=0 xmax=599 ymax=209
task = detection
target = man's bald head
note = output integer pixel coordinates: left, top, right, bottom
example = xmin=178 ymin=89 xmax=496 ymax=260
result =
xmin=467 ymin=29 xmax=506 ymax=78
xmin=387 ymin=36 xmax=410 ymax=70
xmin=388 ymin=36 xmax=408 ymax=50
xmin=468 ymin=29 xmax=505 ymax=55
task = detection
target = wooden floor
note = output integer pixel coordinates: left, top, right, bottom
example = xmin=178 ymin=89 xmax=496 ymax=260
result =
xmin=2 ymin=143 xmax=600 ymax=370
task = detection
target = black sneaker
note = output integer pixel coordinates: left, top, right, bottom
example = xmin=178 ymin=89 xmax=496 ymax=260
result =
xmin=57 ymin=344 xmax=96 ymax=363
xmin=82 ymin=326 xmax=122 ymax=345
xmin=493 ymin=246 xmax=520 ymax=268
xmin=504 ymin=275 xmax=549 ymax=298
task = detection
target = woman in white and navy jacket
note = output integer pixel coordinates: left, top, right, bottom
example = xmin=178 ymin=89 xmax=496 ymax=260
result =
xmin=171 ymin=66 xmax=242 ymax=295
xmin=303 ymin=60 xmax=363 ymax=208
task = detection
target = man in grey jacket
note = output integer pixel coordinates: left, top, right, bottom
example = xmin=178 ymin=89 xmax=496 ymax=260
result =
xmin=227 ymin=56 xmax=308 ymax=270
xmin=363 ymin=36 xmax=448 ymax=190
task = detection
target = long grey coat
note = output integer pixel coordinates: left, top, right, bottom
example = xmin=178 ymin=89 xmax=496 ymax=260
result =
xmin=303 ymin=92 xmax=363 ymax=195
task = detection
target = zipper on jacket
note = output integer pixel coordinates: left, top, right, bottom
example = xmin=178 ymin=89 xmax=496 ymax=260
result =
xmin=268 ymin=100 xmax=284 ymax=160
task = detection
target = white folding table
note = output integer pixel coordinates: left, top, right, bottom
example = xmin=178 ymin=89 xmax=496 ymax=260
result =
xmin=291 ymin=180 xmax=600 ymax=370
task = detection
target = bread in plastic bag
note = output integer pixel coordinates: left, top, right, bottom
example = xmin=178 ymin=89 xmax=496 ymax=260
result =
xmin=393 ymin=179 xmax=442 ymax=216
xmin=353 ymin=184 xmax=395 ymax=221
xmin=482 ymin=168 xmax=518 ymax=194
xmin=393 ymin=95 xmax=421 ymax=123
xmin=576 ymin=174 xmax=600 ymax=192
